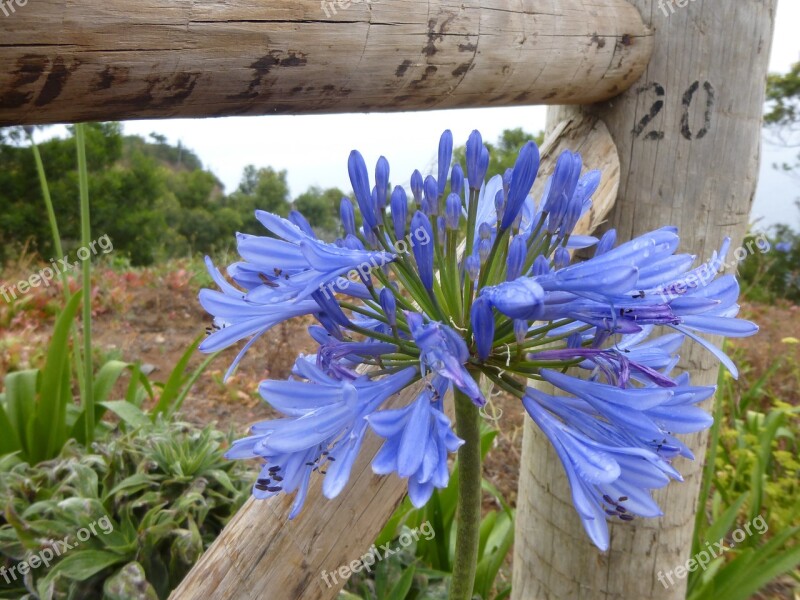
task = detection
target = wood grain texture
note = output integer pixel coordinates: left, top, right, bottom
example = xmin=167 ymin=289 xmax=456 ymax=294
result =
xmin=512 ymin=2 xmax=778 ymax=599
xmin=170 ymin=110 xmax=619 ymax=600
xmin=0 ymin=0 xmax=653 ymax=125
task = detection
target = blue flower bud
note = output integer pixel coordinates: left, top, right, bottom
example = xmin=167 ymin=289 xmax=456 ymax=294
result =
xmin=481 ymin=277 xmax=546 ymax=320
xmin=470 ymin=297 xmax=494 ymax=361
xmin=451 ymin=164 xmax=464 ymax=197
xmin=344 ymin=233 xmax=365 ymax=251
xmin=380 ymin=287 xmax=397 ymax=327
xmin=596 ymin=229 xmax=617 ymax=256
xmin=445 ymin=193 xmax=461 ymax=230
xmin=532 ymin=254 xmax=551 ymax=276
xmin=514 ymin=319 xmax=528 ymax=345
xmin=501 ymin=141 xmax=540 ymax=231
xmin=541 ymin=152 xmax=571 ymax=214
xmin=411 ymin=211 xmax=434 ymax=290
xmin=316 ymin=312 xmax=344 ymax=340
xmin=503 ymin=168 xmax=514 ymax=197
xmin=465 ymin=255 xmax=480 ymax=280
xmin=411 ymin=170 xmax=424 ymax=207
xmin=466 ymin=130 xmax=488 ymax=190
xmin=478 ymin=146 xmax=490 ymax=187
xmin=289 ymin=210 xmax=315 ymax=237
xmin=437 ymin=216 xmax=447 ymax=245
xmin=438 ymin=130 xmax=453 ymax=198
xmin=554 ymin=247 xmax=571 ymax=270
xmin=375 ymin=156 xmax=390 ymax=210
xmin=478 ymin=222 xmax=493 ymax=240
xmin=560 ymin=197 xmax=583 ymax=239
xmin=542 ymin=151 xmax=581 ymax=228
xmin=567 ymin=332 xmax=583 ymax=349
xmin=424 ymin=175 xmax=439 ymax=216
xmin=512 ymin=209 xmax=523 ymax=231
xmin=507 ymin=235 xmax=526 ymax=280
xmin=478 ymin=238 xmax=492 ymax=264
xmin=340 ymin=198 xmax=356 ymax=236
xmin=494 ymin=189 xmax=505 ymax=222
xmin=371 ymin=187 xmax=382 ymax=220
xmin=361 ymin=225 xmax=379 ymax=248
xmin=391 ymin=186 xmax=408 ymax=241
xmin=311 ymin=289 xmax=351 ymax=328
xmin=349 ymin=150 xmax=377 ymax=230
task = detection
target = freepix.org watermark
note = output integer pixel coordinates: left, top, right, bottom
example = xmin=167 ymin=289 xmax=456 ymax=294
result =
xmin=321 ymin=521 xmax=435 ymax=588
xmin=0 ymin=234 xmax=114 ymax=304
xmin=318 ymin=225 xmax=431 ymax=300
xmin=321 ymin=0 xmax=377 ymax=18
xmin=657 ymin=515 xmax=768 ymax=589
xmin=0 ymin=515 xmax=114 ymax=584
xmin=0 ymin=0 xmax=26 ymax=17
xmin=656 ymin=232 xmax=770 ymax=303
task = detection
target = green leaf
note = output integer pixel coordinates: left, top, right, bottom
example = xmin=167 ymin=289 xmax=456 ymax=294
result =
xmin=0 ymin=397 xmax=23 ymax=456
xmin=2 ymin=369 xmax=39 ymax=458
xmin=151 ymin=334 xmax=203 ymax=419
xmin=386 ymin=565 xmax=416 ymax=600
xmin=36 ymin=290 xmax=83 ymax=460
xmin=474 ymin=510 xmax=514 ymax=600
xmin=93 ymin=360 xmax=132 ymax=405
xmin=100 ymin=401 xmax=151 ymax=430
xmin=37 ymin=549 xmax=125 ymax=595
xmin=105 ymin=473 xmax=156 ymax=500
xmin=702 ymin=493 xmax=748 ymax=549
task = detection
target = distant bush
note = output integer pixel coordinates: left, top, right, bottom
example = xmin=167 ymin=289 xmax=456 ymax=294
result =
xmin=739 ymin=219 xmax=800 ymax=304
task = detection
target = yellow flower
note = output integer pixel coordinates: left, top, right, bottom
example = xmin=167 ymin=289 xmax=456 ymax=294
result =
xmin=781 ymin=337 xmax=799 ymax=345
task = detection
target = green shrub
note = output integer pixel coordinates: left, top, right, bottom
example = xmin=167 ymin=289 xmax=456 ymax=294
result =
xmin=689 ymin=346 xmax=800 ymax=600
xmin=0 ymin=420 xmax=255 ymax=599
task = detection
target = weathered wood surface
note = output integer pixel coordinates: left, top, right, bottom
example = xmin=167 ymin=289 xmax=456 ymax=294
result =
xmin=170 ymin=110 xmax=620 ymax=600
xmin=512 ymin=2 xmax=778 ymax=599
xmin=0 ymin=0 xmax=653 ymax=125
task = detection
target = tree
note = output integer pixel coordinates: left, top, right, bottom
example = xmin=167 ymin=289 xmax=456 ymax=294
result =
xmin=765 ymin=61 xmax=800 ymax=176
xmin=224 ymin=165 xmax=290 ymax=235
xmin=292 ymin=186 xmax=345 ymax=236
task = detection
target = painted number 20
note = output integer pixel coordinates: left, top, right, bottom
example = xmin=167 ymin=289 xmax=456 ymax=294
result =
xmin=633 ymin=81 xmax=716 ymax=141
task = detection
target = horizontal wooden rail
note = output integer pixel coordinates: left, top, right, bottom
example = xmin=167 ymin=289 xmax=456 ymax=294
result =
xmin=0 ymin=1 xmax=651 ymax=125
xmin=169 ymin=110 xmax=620 ymax=600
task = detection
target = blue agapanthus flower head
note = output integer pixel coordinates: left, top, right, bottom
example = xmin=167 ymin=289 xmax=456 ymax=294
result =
xmin=199 ymin=129 xmax=756 ymax=549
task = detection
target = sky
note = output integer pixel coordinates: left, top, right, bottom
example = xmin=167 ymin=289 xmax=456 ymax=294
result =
xmin=39 ymin=2 xmax=800 ymax=231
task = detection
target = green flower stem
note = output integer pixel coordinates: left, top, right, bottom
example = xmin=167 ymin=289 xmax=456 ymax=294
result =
xmin=462 ymin=188 xmax=480 ymax=314
xmin=449 ymin=385 xmax=483 ymax=600
xmin=75 ymin=124 xmax=94 ymax=445
xmin=28 ymin=133 xmax=69 ymax=301
xmin=345 ymin=322 xmax=420 ymax=356
xmin=27 ymin=131 xmax=88 ymax=410
xmin=482 ymin=369 xmax=526 ymax=398
xmin=445 ymin=230 xmax=463 ymax=321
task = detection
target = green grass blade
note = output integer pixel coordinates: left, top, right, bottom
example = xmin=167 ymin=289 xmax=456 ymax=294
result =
xmin=151 ymin=334 xmax=204 ymax=419
xmin=386 ymin=565 xmax=416 ymax=600
xmin=75 ymin=123 xmax=95 ymax=446
xmin=36 ymin=290 xmax=83 ymax=460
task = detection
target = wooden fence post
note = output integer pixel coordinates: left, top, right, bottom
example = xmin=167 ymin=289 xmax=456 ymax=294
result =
xmin=0 ymin=0 xmax=653 ymax=125
xmin=512 ymin=2 xmax=778 ymax=599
